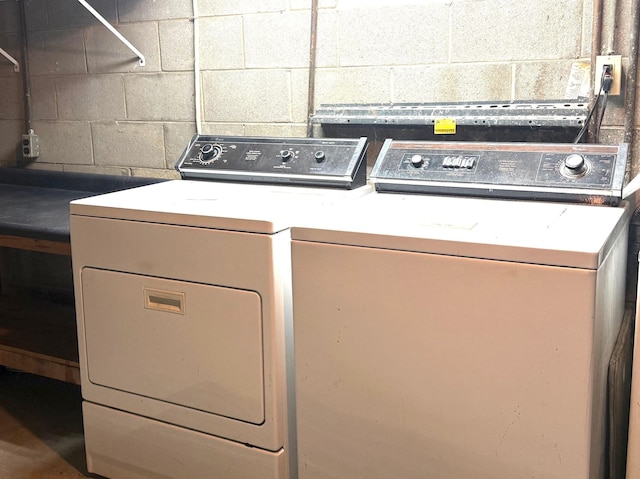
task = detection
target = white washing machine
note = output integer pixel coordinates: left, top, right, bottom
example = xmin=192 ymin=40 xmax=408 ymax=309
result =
xmin=70 ymin=135 xmax=370 ymax=479
xmin=290 ymin=140 xmax=630 ymax=479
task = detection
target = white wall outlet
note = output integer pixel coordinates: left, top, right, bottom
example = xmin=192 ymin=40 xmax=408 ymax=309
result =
xmin=22 ymin=130 xmax=40 ymax=158
xmin=594 ymin=55 xmax=622 ymax=96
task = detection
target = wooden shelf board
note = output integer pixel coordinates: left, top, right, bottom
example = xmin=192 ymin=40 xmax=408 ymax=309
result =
xmin=0 ymin=295 xmax=79 ymax=384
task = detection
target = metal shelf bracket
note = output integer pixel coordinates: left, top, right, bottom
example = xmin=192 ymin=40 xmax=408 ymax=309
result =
xmin=0 ymin=47 xmax=19 ymax=72
xmin=76 ymin=0 xmax=146 ymax=66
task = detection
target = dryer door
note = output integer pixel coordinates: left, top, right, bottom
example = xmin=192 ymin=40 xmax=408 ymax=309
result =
xmin=81 ymin=268 xmax=264 ymax=424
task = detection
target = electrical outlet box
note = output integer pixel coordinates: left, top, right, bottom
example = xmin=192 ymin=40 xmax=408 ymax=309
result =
xmin=22 ymin=130 xmax=40 ymax=159
xmin=594 ymin=55 xmax=622 ymax=95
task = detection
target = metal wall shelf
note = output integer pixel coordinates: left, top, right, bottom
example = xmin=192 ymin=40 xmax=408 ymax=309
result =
xmin=312 ymin=101 xmax=589 ymax=128
xmin=77 ymin=0 xmax=145 ymax=66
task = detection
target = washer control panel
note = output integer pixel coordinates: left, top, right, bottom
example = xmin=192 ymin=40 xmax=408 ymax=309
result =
xmin=371 ymin=140 xmax=628 ymax=205
xmin=176 ymin=135 xmax=368 ymax=189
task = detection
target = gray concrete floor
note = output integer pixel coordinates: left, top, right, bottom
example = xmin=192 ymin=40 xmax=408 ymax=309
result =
xmin=0 ymin=367 xmax=97 ymax=479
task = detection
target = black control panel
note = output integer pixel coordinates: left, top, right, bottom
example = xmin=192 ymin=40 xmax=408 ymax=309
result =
xmin=371 ymin=140 xmax=628 ymax=205
xmin=175 ymin=135 xmax=368 ymax=189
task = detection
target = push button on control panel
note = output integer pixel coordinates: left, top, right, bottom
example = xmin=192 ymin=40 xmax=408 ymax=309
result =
xmin=442 ymin=155 xmax=475 ymax=169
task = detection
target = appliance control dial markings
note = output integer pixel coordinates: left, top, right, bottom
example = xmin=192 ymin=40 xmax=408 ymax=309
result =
xmin=198 ymin=143 xmax=223 ymax=164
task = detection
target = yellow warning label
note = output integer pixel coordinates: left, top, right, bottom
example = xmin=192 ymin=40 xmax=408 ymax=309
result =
xmin=434 ymin=118 xmax=456 ymax=135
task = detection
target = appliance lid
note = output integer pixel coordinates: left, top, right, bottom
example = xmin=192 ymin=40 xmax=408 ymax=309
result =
xmin=70 ymin=180 xmax=372 ymax=234
xmin=291 ymin=193 xmax=631 ymax=269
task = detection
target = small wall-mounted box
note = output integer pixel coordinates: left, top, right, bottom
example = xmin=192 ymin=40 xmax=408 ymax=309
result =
xmin=22 ymin=130 xmax=40 ymax=159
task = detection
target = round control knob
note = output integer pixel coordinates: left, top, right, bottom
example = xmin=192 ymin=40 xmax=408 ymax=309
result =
xmin=199 ymin=143 xmax=220 ymax=163
xmin=280 ymin=150 xmax=293 ymax=162
xmin=562 ymin=153 xmax=588 ymax=178
xmin=410 ymin=154 xmax=424 ymax=168
xmin=565 ymin=154 xmax=585 ymax=171
xmin=315 ymin=151 xmax=326 ymax=163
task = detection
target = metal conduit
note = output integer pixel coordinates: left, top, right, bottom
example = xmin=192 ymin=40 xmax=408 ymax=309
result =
xmin=624 ymin=0 xmax=640 ymax=179
xmin=306 ymin=0 xmax=319 ymax=137
xmin=19 ymin=0 xmax=32 ymax=133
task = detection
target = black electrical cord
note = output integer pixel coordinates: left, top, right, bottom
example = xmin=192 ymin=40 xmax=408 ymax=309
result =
xmin=595 ymin=91 xmax=609 ymax=143
xmin=574 ymin=89 xmax=602 ymax=143
xmin=595 ymin=67 xmax=614 ymax=143
xmin=574 ymin=66 xmax=612 ymax=143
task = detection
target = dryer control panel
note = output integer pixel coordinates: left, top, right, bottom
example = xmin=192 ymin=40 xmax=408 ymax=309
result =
xmin=176 ymin=135 xmax=367 ymax=189
xmin=371 ymin=140 xmax=628 ymax=205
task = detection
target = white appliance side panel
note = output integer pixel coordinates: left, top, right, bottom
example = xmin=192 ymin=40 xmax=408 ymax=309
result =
xmin=83 ymin=402 xmax=286 ymax=479
xmin=81 ymin=269 xmax=264 ymax=424
xmin=292 ymin=241 xmax=603 ymax=479
xmin=71 ymin=215 xmax=288 ymax=451
xmin=627 ymin=258 xmax=640 ymax=479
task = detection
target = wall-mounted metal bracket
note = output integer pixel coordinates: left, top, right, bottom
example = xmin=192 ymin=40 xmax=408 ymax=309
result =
xmin=312 ymin=101 xmax=589 ymax=128
xmin=76 ymin=0 xmax=146 ymax=66
xmin=0 ymin=47 xmax=19 ymax=72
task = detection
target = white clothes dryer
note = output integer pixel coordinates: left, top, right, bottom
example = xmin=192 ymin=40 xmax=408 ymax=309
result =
xmin=290 ymin=140 xmax=630 ymax=479
xmin=70 ymin=135 xmax=370 ymax=479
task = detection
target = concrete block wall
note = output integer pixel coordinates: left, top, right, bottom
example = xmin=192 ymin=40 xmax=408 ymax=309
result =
xmin=0 ymin=0 xmax=637 ymax=175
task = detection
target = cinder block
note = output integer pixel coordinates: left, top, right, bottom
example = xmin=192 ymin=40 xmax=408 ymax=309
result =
xmin=159 ymin=19 xmax=194 ymax=71
xmin=314 ymin=67 xmax=392 ymax=104
xmin=0 ymin=2 xmax=20 ymax=34
xmin=117 ymin=0 xmax=192 ymax=22
xmin=164 ymin=122 xmax=197 ymax=166
xmin=582 ymin=0 xmax=594 ymax=57
xmin=32 ymin=121 xmax=93 ymax=165
xmin=56 ymin=75 xmax=126 ymax=121
xmin=24 ymin=0 xmax=48 ymax=31
xmin=451 ymin=0 xmax=582 ymax=62
xmin=31 ymin=76 xmax=57 ymax=120
xmin=289 ymin=0 xmax=338 ymax=9
xmin=92 ymin=122 xmax=166 ymax=168
xmin=244 ymin=123 xmax=308 ymax=137
xmin=0 ymin=76 xmax=24 ymax=120
xmin=337 ymin=0 xmax=427 ymax=8
xmin=48 ymin=0 xmax=117 ymax=29
xmin=291 ymin=68 xmax=310 ymax=123
xmin=125 ymin=73 xmax=195 ymax=121
xmin=131 ymin=167 xmax=180 ymax=178
xmin=85 ymin=22 xmax=160 ymax=73
xmin=198 ymin=0 xmax=287 ymax=16
xmin=317 ymin=10 xmax=338 ymax=68
xmin=514 ymin=61 xmax=582 ymax=101
xmin=338 ymin=5 xmax=450 ymax=66
xmin=393 ymin=63 xmax=512 ymax=103
xmin=0 ymin=120 xmax=23 ymax=165
xmin=200 ymin=123 xmax=246 ymax=136
xmin=202 ymin=70 xmax=293 ymax=122
xmin=244 ymin=11 xmax=310 ymax=68
xmin=24 ymin=163 xmax=64 ymax=171
xmin=28 ymin=29 xmax=87 ymax=76
xmin=63 ymin=165 xmax=131 ymax=175
xmin=198 ymin=16 xmax=244 ymax=71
